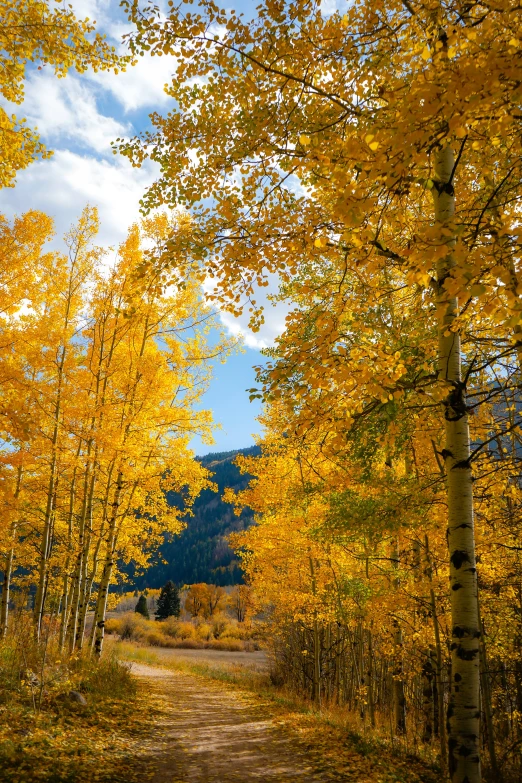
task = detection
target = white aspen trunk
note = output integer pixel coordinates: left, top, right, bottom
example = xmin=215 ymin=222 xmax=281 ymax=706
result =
xmin=93 ymin=471 xmax=123 ymax=658
xmin=34 ymin=322 xmax=72 ymax=637
xmin=425 ymin=534 xmax=448 ymax=775
xmin=59 ymin=465 xmax=78 ymax=652
xmin=432 ymin=144 xmax=481 ymax=783
xmin=391 ymin=539 xmax=406 ymax=735
xmin=77 ymin=524 xmax=103 ymax=651
xmin=34 ymin=485 xmax=59 ymax=640
xmin=1 ymin=467 xmax=22 ymax=638
xmin=92 ymin=538 xmax=115 ymax=659
xmin=309 ymin=555 xmax=321 ymax=704
xmin=33 ymin=458 xmax=58 ymax=638
xmin=75 ymin=526 xmax=92 ymax=650
xmin=367 ymin=626 xmax=376 ymax=728
xmin=75 ymin=470 xmax=97 ymax=650
xmin=1 ymin=549 xmax=14 ymax=639
xmin=66 ymin=448 xmax=95 ymax=651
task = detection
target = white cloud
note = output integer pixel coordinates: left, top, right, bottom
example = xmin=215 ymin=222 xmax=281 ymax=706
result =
xmin=0 ymin=0 xmax=288 ymax=349
xmin=218 ymin=303 xmax=288 ymax=350
xmin=14 ymin=70 xmax=128 ymax=155
xmin=86 ymin=51 xmax=178 ymax=113
xmin=0 ymin=147 xmax=287 ymax=352
xmin=68 ymin=0 xmax=121 ymax=34
xmin=320 ymin=0 xmax=349 ymax=14
xmin=0 ymin=151 xmax=159 ymax=248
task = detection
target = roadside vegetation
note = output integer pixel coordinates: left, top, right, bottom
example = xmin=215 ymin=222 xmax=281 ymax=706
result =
xmin=0 ymin=614 xmax=159 ymax=783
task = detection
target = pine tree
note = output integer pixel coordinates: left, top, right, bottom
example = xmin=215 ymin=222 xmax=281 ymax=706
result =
xmin=135 ymin=595 xmax=149 ymax=619
xmin=155 ymin=581 xmax=180 ymax=620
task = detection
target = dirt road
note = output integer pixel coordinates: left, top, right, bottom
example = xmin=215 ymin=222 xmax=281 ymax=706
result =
xmin=131 ymin=663 xmax=328 ymax=783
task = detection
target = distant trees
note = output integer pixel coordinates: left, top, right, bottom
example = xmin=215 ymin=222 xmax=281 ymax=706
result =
xmin=184 ymin=583 xmax=226 ymax=619
xmin=134 ymin=595 xmax=149 ymax=619
xmin=155 ymin=581 xmax=180 ymax=620
xmin=133 ymin=448 xmax=258 ymax=590
xmin=228 ymin=586 xmax=252 ymax=624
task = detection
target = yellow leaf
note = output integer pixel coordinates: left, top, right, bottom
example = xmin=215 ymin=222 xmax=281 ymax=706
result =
xmin=471 ymin=284 xmax=487 ymax=297
xmin=368 ymin=141 xmax=380 ymax=151
xmin=421 ymin=46 xmax=431 ymax=61
xmin=299 ymin=134 xmax=311 ymax=146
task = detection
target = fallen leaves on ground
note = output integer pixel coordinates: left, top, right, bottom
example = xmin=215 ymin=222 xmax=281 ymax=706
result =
xmin=0 ymin=684 xmax=165 ymax=783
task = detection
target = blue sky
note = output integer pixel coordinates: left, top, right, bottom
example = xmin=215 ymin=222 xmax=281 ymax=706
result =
xmin=0 ymin=0 xmax=344 ymax=455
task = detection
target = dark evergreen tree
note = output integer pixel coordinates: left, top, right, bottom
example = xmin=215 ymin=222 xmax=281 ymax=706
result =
xmin=155 ymin=580 xmax=180 ymax=620
xmin=135 ymin=594 xmax=149 ymax=618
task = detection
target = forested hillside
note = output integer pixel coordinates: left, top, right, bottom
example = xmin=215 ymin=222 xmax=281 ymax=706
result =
xmin=132 ymin=446 xmax=260 ymax=588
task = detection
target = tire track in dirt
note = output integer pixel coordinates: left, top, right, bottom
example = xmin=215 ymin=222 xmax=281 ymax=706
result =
xmin=131 ymin=663 xmax=329 ymax=783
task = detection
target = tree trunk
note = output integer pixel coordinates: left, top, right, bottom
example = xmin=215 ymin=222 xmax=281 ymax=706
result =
xmin=0 ymin=466 xmax=23 ymax=639
xmin=33 ymin=464 xmax=57 ymax=638
xmin=478 ymin=614 xmax=500 ymax=781
xmin=433 ymin=144 xmax=481 ymax=783
xmin=392 ymin=540 xmax=406 ymax=735
xmin=93 ymin=470 xmax=123 ymax=658
xmin=368 ymin=626 xmax=376 ymax=728
xmin=425 ymin=534 xmax=448 ymax=775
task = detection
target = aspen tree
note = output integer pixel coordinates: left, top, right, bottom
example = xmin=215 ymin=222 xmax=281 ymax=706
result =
xmin=0 ymin=208 xmax=227 ymax=656
xmin=32 ymin=208 xmax=99 ymax=639
xmin=121 ymin=4 xmax=522 ymax=779
xmin=0 ymin=465 xmax=22 ymax=638
xmin=432 ymin=145 xmax=480 ymax=783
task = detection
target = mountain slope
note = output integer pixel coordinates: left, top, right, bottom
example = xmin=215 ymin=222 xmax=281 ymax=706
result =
xmin=133 ymin=446 xmax=259 ymax=588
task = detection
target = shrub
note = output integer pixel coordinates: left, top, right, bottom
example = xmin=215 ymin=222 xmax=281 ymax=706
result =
xmin=160 ymin=616 xmax=180 ymax=638
xmin=174 ymin=638 xmax=203 ymax=649
xmin=79 ymin=654 xmax=136 ymax=700
xmin=146 ymin=631 xmax=167 ymax=647
xmin=0 ymin=639 xmax=22 ymax=699
xmin=211 ymin=615 xmax=228 ymax=639
xmin=117 ymin=613 xmax=150 ymax=642
xmin=220 ymin=625 xmax=243 ymax=640
xmin=195 ymin=623 xmax=213 ymax=642
xmin=104 ymin=617 xmax=121 ymax=635
xmin=164 ymin=620 xmax=196 ymax=640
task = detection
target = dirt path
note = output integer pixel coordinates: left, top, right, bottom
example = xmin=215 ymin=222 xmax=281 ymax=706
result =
xmin=131 ymin=663 xmax=328 ymax=783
